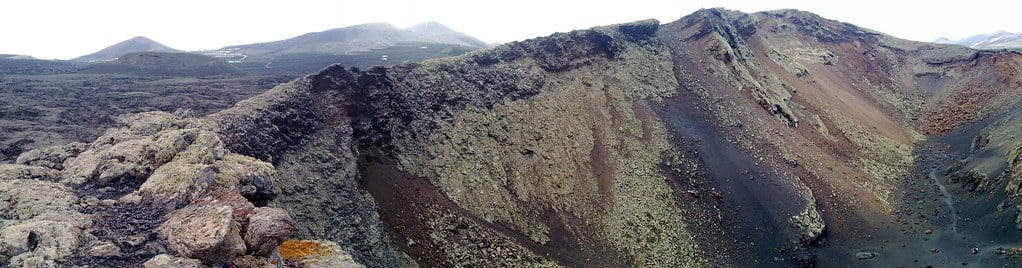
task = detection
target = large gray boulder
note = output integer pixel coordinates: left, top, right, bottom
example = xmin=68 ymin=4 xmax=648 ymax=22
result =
xmin=243 ymin=207 xmax=294 ymax=256
xmin=158 ymin=204 xmax=247 ymax=265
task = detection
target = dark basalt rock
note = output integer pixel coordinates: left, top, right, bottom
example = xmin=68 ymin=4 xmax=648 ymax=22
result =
xmin=616 ymin=19 xmax=661 ymax=41
xmin=468 ymin=19 xmax=661 ymax=71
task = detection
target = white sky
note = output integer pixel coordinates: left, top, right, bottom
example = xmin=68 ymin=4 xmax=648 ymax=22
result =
xmin=2 ymin=0 xmax=1020 ymax=60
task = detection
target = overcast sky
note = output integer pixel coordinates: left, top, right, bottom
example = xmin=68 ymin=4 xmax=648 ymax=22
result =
xmin=3 ymin=0 xmax=1020 ymax=59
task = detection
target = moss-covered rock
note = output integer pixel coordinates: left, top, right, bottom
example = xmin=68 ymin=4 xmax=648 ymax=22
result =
xmin=0 ymin=164 xmax=60 ymax=181
xmin=14 ymin=142 xmax=87 ymax=170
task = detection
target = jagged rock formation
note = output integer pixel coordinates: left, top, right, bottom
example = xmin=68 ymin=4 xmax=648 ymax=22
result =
xmin=3 ymin=8 xmax=1022 ymax=267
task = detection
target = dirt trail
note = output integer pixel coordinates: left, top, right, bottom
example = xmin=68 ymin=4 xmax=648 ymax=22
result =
xmin=928 ymin=167 xmax=959 ymax=234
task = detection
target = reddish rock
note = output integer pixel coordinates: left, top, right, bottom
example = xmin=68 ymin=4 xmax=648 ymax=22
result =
xmin=190 ymin=189 xmax=256 ymax=226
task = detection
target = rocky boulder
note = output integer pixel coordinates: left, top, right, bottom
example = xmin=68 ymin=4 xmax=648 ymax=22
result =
xmin=0 ymin=179 xmax=80 ymax=221
xmin=142 ymin=254 xmax=206 ymax=268
xmin=0 ymin=110 xmax=313 ymax=266
xmin=230 ymin=255 xmax=275 ymax=267
xmin=189 ymin=190 xmax=257 ymax=225
xmin=55 ymin=111 xmax=278 ymax=204
xmin=158 ymin=204 xmax=247 ymax=265
xmin=62 ymin=112 xmax=192 ymax=186
xmin=157 ymin=188 xmax=300 ymax=266
xmin=0 ymin=179 xmax=91 ymax=267
xmin=244 ymin=207 xmax=294 ymax=256
xmin=137 ymin=142 xmax=276 ymax=203
xmin=790 ymin=205 xmax=825 ymax=244
xmin=0 ymin=164 xmax=60 ymax=181
xmin=278 ymin=240 xmax=365 ymax=268
xmin=14 ymin=142 xmax=88 ymax=170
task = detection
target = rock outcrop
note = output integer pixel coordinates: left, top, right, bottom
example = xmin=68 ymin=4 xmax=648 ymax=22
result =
xmin=0 ymin=179 xmax=90 ymax=267
xmin=0 ymin=110 xmax=344 ymax=267
xmin=0 ymin=164 xmax=61 ymax=181
xmin=192 ymin=8 xmax=1018 ymax=267
xmin=14 ymin=142 xmax=87 ymax=170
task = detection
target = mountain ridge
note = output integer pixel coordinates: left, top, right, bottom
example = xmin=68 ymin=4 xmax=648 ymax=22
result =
xmin=935 ymin=31 xmax=1022 ymax=49
xmin=217 ymin=21 xmax=486 ymax=56
xmin=3 ymin=7 xmax=1022 ymax=267
xmin=185 ymin=8 xmax=1020 ymax=266
xmin=72 ymin=36 xmax=179 ymax=62
xmin=195 ymin=21 xmax=487 ymax=74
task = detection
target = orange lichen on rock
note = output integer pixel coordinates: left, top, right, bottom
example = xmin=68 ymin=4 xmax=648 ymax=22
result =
xmin=278 ymin=240 xmax=331 ymax=260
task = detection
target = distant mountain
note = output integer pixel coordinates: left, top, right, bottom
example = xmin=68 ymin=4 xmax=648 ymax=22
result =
xmin=221 ymin=23 xmax=411 ymax=56
xmin=72 ymin=36 xmax=179 ymax=62
xmin=932 ymin=37 xmax=954 ymax=44
xmin=81 ymin=51 xmax=237 ymax=76
xmin=0 ymin=55 xmax=82 ymax=75
xmin=934 ymin=31 xmax=1022 ymax=49
xmin=0 ymin=54 xmax=35 ymax=60
xmin=215 ymin=21 xmax=486 ymax=57
xmin=405 ymin=21 xmax=488 ymax=48
xmin=200 ymin=21 xmax=486 ymax=74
